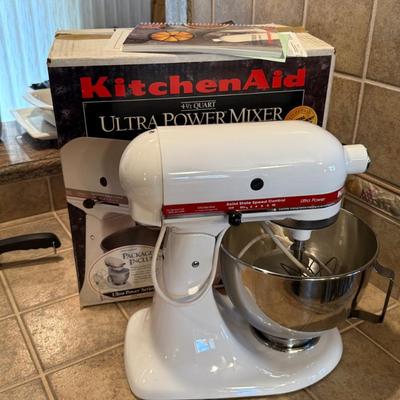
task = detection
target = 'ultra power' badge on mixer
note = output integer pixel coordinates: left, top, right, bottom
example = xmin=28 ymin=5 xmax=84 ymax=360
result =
xmin=285 ymin=106 xmax=318 ymax=124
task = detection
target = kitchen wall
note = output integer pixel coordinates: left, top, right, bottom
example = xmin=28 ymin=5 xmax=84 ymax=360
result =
xmin=191 ymin=0 xmax=400 ymax=298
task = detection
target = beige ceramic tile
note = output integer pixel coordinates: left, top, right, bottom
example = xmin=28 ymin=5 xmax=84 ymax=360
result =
xmin=23 ymin=296 xmax=126 ymax=370
xmin=254 ymin=0 xmax=304 ymax=26
xmin=306 ymin=0 xmax=373 ymax=76
xmin=4 ymin=250 xmax=77 ymax=310
xmin=0 ymin=216 xmax=72 ymax=265
xmin=327 ymin=77 xmax=360 ymax=144
xmin=344 ymin=199 xmax=400 ymax=298
xmin=356 ymin=84 xmax=400 ymax=186
xmin=48 ymin=345 xmax=312 ymax=400
xmin=49 ymin=175 xmax=67 ymax=210
xmin=0 ymin=178 xmax=51 ymax=223
xmin=0 ymin=278 xmax=12 ymax=318
xmin=358 ymin=306 xmax=400 ymax=360
xmin=119 ymin=297 xmax=152 ymax=317
xmin=308 ymin=329 xmax=400 ymax=399
xmin=354 ymin=283 xmax=397 ymax=315
xmin=0 ymin=379 xmax=47 ymax=400
xmin=215 ymin=0 xmax=253 ymax=24
xmin=48 ymin=346 xmax=134 ymax=400
xmin=191 ymin=0 xmax=212 ymax=22
xmin=0 ymin=212 xmax=54 ymax=231
xmin=0 ymin=318 xmax=37 ymax=389
xmin=367 ymin=0 xmax=400 ymax=86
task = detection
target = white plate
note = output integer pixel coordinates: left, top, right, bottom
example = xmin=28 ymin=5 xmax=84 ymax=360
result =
xmin=39 ymin=108 xmax=56 ymax=126
xmin=24 ymin=88 xmax=53 ymax=110
xmin=12 ymin=108 xmax=57 ymax=140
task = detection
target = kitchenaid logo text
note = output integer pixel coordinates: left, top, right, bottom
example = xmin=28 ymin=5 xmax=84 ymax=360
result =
xmin=80 ymin=68 xmax=306 ymax=99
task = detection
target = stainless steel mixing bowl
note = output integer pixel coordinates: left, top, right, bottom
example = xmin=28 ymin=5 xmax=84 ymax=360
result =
xmin=220 ymin=209 xmax=394 ymax=345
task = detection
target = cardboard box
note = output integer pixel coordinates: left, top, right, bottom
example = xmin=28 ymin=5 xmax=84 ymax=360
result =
xmin=48 ymin=28 xmax=335 ymax=307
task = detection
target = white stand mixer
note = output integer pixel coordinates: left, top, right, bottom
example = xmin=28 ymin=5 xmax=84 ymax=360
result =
xmin=119 ymin=121 xmax=370 ymax=399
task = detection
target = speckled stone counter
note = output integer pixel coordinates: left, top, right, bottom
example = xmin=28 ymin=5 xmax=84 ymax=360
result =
xmin=0 ymin=121 xmax=61 ymax=185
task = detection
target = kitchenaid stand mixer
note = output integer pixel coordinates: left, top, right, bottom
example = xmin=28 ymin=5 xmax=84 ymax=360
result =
xmin=119 ymin=121 xmax=372 ymax=399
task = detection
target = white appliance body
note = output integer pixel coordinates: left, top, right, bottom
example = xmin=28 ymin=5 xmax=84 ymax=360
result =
xmin=119 ymin=121 xmax=370 ymax=399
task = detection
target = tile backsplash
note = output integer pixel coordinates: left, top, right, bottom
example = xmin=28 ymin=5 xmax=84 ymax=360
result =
xmin=306 ymin=0 xmax=374 ymax=77
xmin=357 ymin=84 xmax=400 ymax=186
xmin=190 ymin=0 xmax=400 ymax=298
xmin=0 ymin=174 xmax=66 ymax=223
xmin=253 ymin=0 xmax=304 ymax=26
xmin=326 ymin=77 xmax=360 ymax=145
xmin=367 ymin=0 xmax=400 ymax=86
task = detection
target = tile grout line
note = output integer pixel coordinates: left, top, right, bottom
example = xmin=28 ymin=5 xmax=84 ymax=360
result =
xmin=211 ymin=0 xmax=215 ymax=23
xmin=43 ymin=342 xmax=124 ymax=376
xmin=53 ymin=246 xmax=73 ymax=256
xmin=305 ymin=386 xmax=321 ymax=400
xmin=334 ymin=71 xmax=400 ymax=93
xmin=1 ymin=275 xmax=125 ymax=393
xmin=251 ymin=0 xmax=256 ymax=24
xmin=52 ymin=210 xmax=72 ymax=240
xmin=364 ymin=78 xmax=400 ymax=93
xmin=116 ymin=302 xmax=130 ymax=320
xmin=0 ymin=271 xmax=56 ymax=400
xmin=1 ymin=278 xmax=126 ymax=375
xmin=0 ymin=374 xmax=43 ymax=394
xmin=351 ymin=0 xmax=378 ymax=144
xmin=389 ymin=302 xmax=400 ymax=310
xmin=333 ymin=71 xmax=362 ymax=83
xmin=0 ymin=313 xmax=16 ymax=322
xmin=1 ymin=257 xmax=78 ymax=319
xmin=46 ymin=176 xmax=55 ymax=212
xmin=0 ymin=214 xmax=58 ymax=233
xmin=18 ymin=293 xmax=80 ymax=316
xmin=302 ymin=0 xmax=308 ymax=27
xmin=339 ymin=323 xmax=356 ymax=334
xmin=354 ymin=325 xmax=400 ymax=365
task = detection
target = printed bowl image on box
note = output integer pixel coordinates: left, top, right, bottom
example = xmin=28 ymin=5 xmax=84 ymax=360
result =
xmin=89 ymin=241 xmax=162 ymax=299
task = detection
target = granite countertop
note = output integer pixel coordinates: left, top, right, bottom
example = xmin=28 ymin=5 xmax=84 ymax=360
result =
xmin=0 ymin=121 xmax=61 ymax=184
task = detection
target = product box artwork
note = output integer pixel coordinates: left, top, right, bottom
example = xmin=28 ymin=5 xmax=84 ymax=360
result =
xmin=48 ymin=28 xmax=334 ymax=306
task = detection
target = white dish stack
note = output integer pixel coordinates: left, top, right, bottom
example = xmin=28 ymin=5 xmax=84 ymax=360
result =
xmin=12 ymin=88 xmax=57 ymax=140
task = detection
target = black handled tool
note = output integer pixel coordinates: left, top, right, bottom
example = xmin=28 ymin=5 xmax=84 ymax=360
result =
xmin=0 ymin=233 xmax=61 ymax=255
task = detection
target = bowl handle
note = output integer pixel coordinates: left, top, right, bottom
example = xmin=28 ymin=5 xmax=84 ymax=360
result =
xmin=349 ymin=263 xmax=395 ymax=323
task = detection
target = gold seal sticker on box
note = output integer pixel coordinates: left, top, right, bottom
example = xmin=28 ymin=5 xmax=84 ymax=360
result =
xmin=284 ymin=106 xmax=318 ymax=124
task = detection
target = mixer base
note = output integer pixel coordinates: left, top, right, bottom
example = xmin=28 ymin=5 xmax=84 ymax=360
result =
xmin=125 ymin=293 xmax=343 ymax=399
